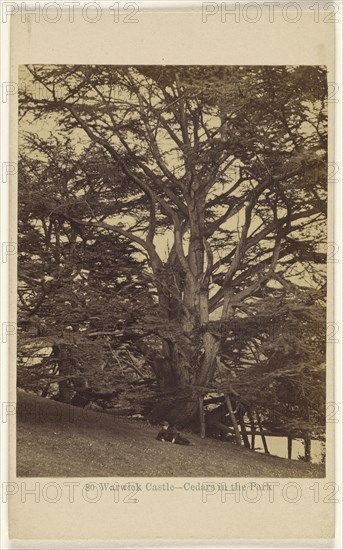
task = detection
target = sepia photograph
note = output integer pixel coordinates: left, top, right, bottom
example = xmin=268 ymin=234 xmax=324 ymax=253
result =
xmin=16 ymin=64 xmax=328 ymax=479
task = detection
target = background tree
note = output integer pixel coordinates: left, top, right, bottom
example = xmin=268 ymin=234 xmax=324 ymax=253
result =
xmin=18 ymin=139 xmax=158 ymax=407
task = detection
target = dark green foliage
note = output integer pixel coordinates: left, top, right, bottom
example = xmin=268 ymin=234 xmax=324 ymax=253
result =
xmin=18 ymin=65 xmax=327 ymax=436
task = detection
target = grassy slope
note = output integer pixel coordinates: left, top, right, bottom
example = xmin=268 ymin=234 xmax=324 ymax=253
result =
xmin=16 ymin=391 xmax=325 ymax=478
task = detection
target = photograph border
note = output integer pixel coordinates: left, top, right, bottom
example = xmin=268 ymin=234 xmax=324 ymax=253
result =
xmin=1 ymin=1 xmax=341 ymax=546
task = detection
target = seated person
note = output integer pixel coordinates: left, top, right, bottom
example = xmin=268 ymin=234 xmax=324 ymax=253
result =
xmin=156 ymin=421 xmax=195 ymax=446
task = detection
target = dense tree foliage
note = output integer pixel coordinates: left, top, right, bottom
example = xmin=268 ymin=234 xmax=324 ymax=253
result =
xmin=18 ymin=65 xmax=327 ymax=435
